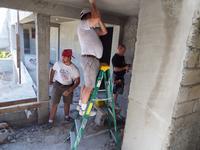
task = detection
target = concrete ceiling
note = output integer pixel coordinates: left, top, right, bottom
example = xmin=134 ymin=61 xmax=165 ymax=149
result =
xmin=20 ymin=14 xmax=75 ymax=24
xmin=43 ymin=0 xmax=140 ymax=16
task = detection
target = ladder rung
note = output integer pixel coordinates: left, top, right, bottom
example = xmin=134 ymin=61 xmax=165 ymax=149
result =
xmin=108 ymin=103 xmax=114 ymax=109
xmin=92 ymin=98 xmax=112 ymax=102
xmin=98 ymin=89 xmax=106 ymax=92
xmin=70 ymin=131 xmax=76 ymax=149
xmin=75 ymin=119 xmax=81 ymax=134
xmin=108 ymin=108 xmax=114 ymax=119
xmin=110 ymin=129 xmax=117 ymax=144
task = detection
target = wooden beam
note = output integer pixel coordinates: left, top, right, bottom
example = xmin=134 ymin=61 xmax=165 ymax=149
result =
xmin=0 ymin=101 xmax=48 ymax=114
xmin=0 ymin=98 xmax=37 ymax=107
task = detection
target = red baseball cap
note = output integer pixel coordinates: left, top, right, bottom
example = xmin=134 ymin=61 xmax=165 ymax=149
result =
xmin=62 ymin=49 xmax=73 ymax=57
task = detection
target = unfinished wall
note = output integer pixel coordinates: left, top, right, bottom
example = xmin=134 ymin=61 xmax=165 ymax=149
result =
xmin=0 ymin=111 xmax=37 ymax=127
xmin=122 ymin=0 xmax=199 ymax=150
xmin=123 ymin=16 xmax=138 ymax=64
xmin=169 ymin=12 xmax=200 ymax=150
xmin=115 ymin=16 xmax=138 ymax=117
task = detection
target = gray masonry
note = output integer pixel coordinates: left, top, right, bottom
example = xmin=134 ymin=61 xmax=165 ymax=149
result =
xmin=122 ymin=16 xmax=138 ymax=65
xmin=170 ymin=12 xmax=200 ymax=150
xmin=122 ymin=0 xmax=200 ymax=150
xmin=35 ymin=13 xmax=50 ymax=124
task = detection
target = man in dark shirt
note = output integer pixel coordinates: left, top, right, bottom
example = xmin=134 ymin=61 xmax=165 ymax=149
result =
xmin=112 ymin=44 xmax=129 ymax=107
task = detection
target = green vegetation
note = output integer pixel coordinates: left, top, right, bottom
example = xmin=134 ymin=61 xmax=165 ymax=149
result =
xmin=0 ymin=51 xmax=12 ymax=58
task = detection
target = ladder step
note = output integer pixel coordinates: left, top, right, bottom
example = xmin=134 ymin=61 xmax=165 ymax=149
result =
xmin=70 ymin=131 xmax=76 ymax=149
xmin=108 ymin=108 xmax=114 ymax=119
xmin=98 ymin=89 xmax=106 ymax=92
xmin=110 ymin=129 xmax=118 ymax=144
xmin=94 ymin=98 xmax=112 ymax=101
xmin=75 ymin=119 xmax=81 ymax=134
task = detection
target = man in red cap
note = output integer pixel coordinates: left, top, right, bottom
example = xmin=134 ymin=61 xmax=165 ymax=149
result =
xmin=48 ymin=49 xmax=80 ymax=127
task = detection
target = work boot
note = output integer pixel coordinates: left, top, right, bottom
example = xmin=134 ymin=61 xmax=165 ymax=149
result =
xmin=45 ymin=122 xmax=53 ymax=129
xmin=79 ymin=109 xmax=96 ymax=117
xmin=64 ymin=116 xmax=73 ymax=123
xmin=76 ymin=105 xmax=81 ymax=111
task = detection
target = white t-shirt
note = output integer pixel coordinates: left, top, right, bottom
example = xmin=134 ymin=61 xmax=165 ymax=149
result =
xmin=53 ymin=62 xmax=80 ymax=85
xmin=77 ymin=20 xmax=103 ymax=59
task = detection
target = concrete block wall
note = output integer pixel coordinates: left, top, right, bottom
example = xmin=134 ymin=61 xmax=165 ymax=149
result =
xmin=0 ymin=110 xmax=37 ymax=127
xmin=117 ymin=16 xmax=138 ymax=117
xmin=169 ymin=13 xmax=200 ymax=150
xmin=122 ymin=0 xmax=199 ymax=150
xmin=123 ymin=16 xmax=138 ymax=65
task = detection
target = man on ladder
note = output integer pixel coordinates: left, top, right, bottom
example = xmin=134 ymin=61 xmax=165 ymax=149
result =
xmin=70 ymin=1 xmax=121 ymax=149
xmin=69 ymin=65 xmax=121 ymax=150
xmin=77 ymin=0 xmax=107 ymax=116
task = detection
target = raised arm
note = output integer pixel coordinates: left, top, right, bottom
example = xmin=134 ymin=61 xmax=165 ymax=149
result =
xmin=88 ymin=0 xmax=107 ymax=36
xmin=49 ymin=68 xmax=55 ymax=85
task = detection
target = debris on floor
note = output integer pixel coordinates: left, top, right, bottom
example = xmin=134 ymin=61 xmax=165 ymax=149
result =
xmin=0 ymin=122 xmax=15 ymax=144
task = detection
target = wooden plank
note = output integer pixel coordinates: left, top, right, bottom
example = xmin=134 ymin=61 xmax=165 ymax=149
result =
xmin=0 ymin=98 xmax=37 ymax=107
xmin=0 ymin=101 xmax=48 ymax=114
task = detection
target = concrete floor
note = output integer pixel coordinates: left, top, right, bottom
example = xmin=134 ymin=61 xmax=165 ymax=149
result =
xmin=0 ymin=87 xmax=117 ymax=150
xmin=0 ymin=55 xmax=131 ymax=150
xmin=0 ymin=122 xmax=114 ymax=150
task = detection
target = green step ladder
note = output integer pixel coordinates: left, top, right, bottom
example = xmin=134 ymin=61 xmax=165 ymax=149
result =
xmin=69 ymin=65 xmax=121 ymax=150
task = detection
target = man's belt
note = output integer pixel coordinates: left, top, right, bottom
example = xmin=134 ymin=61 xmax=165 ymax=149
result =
xmin=82 ymin=54 xmax=98 ymax=59
xmin=55 ymin=81 xmax=72 ymax=87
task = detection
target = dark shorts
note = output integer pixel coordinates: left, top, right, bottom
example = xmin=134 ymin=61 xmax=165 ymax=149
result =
xmin=113 ymin=80 xmax=124 ymax=94
xmin=51 ymin=81 xmax=73 ymax=105
xmin=113 ymin=73 xmax=124 ymax=95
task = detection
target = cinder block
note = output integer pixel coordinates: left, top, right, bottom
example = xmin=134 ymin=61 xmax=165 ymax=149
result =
xmin=188 ymin=84 xmax=200 ymax=100
xmin=177 ymin=86 xmax=189 ymax=103
xmin=192 ymin=99 xmax=200 ymax=113
xmin=187 ymin=25 xmax=200 ymax=49
xmin=181 ymin=69 xmax=200 ymax=86
xmin=173 ymin=101 xmax=194 ymax=118
xmin=184 ymin=48 xmax=200 ymax=68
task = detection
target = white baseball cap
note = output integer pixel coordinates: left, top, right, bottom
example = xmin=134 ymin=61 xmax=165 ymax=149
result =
xmin=80 ymin=8 xmax=91 ymax=19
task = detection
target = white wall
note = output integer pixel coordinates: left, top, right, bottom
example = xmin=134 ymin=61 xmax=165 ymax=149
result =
xmin=122 ymin=0 xmax=199 ymax=150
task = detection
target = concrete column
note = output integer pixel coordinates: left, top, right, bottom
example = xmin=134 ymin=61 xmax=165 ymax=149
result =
xmin=122 ymin=0 xmax=199 ymax=150
xmin=35 ymin=13 xmax=50 ymax=124
xmin=19 ymin=24 xmax=24 ymax=61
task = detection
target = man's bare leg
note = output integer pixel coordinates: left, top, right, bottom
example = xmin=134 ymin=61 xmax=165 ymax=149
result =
xmin=82 ymin=86 xmax=93 ymax=104
xmin=49 ymin=103 xmax=58 ymax=122
xmin=79 ymin=86 xmax=94 ymax=115
xmin=64 ymin=103 xmax=70 ymax=117
xmin=80 ymin=85 xmax=85 ymax=103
